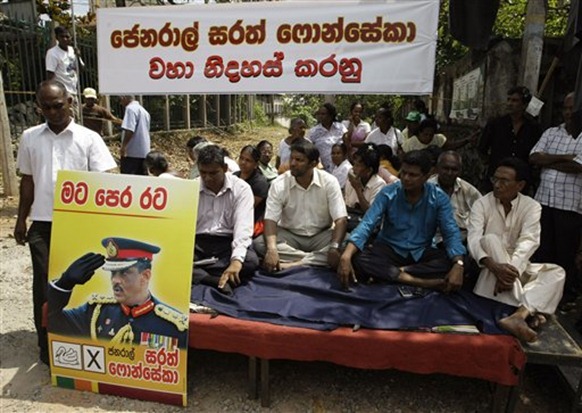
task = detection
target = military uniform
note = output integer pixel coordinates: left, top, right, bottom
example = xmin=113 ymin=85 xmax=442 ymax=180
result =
xmin=48 ymin=237 xmax=188 ymax=348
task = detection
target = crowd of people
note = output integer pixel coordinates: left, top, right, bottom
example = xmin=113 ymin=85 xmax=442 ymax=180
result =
xmin=12 ymin=36 xmax=582 ymax=364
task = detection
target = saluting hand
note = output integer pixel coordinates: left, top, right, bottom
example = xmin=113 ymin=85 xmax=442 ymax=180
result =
xmin=56 ymin=253 xmax=105 ymax=290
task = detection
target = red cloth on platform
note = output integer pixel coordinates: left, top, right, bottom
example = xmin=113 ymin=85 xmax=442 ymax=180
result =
xmin=189 ymin=313 xmax=525 ymax=386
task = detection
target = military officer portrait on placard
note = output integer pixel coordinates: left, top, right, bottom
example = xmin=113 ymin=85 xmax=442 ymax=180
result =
xmin=47 ymin=237 xmax=188 ymax=349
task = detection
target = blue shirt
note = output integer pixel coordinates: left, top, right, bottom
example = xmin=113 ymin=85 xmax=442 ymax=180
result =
xmin=348 ymin=181 xmax=466 ymax=261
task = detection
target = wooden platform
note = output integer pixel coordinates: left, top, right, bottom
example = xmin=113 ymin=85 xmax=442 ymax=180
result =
xmin=510 ymin=317 xmax=582 ymax=412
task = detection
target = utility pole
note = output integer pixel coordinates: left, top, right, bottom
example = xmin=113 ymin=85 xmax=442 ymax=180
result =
xmin=0 ymin=74 xmax=18 ymax=196
xmin=519 ymin=0 xmax=547 ymax=94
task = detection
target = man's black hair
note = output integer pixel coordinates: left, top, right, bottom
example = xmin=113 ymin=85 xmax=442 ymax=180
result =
xmin=54 ymin=26 xmax=69 ymax=37
xmin=402 ymin=150 xmax=433 ymax=175
xmin=291 ymin=140 xmax=320 ymax=163
xmin=197 ymin=145 xmax=225 ymax=166
xmin=497 ymin=157 xmax=530 ymax=184
xmin=145 ymin=150 xmax=169 ymax=173
xmin=507 ymin=86 xmax=532 ymax=105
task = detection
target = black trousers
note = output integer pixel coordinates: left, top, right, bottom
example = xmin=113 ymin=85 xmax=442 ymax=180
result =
xmin=120 ymin=156 xmax=147 ymax=175
xmin=27 ymin=221 xmax=51 ymax=354
xmin=192 ymin=234 xmax=258 ymax=286
xmin=353 ymin=241 xmax=453 ymax=283
xmin=533 ymin=206 xmax=582 ymax=301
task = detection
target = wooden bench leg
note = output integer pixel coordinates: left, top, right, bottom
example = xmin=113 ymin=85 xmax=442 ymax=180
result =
xmin=491 ymin=383 xmax=510 ymax=413
xmin=248 ymin=356 xmax=258 ymax=400
xmin=260 ymin=358 xmax=270 ymax=407
xmin=572 ymin=373 xmax=582 ymax=413
xmin=491 ymin=383 xmax=519 ymax=413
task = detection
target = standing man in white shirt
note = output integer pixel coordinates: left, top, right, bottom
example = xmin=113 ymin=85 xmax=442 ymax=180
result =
xmin=14 ymin=80 xmax=116 ymax=364
xmin=193 ymin=145 xmax=258 ymax=294
xmin=468 ymin=158 xmax=565 ymax=343
xmin=255 ymin=141 xmax=348 ymax=271
xmin=45 ymin=26 xmax=84 ymax=118
xmin=120 ymin=95 xmax=151 ymax=175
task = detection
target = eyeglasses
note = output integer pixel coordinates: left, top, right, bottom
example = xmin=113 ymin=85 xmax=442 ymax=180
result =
xmin=490 ymin=176 xmax=515 ymax=185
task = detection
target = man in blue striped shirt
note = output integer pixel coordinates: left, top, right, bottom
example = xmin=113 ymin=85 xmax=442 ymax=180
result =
xmin=338 ymin=150 xmax=466 ymax=292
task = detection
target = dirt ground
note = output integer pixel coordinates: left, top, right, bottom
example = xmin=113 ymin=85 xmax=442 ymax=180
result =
xmin=0 ymin=125 xmax=577 ymax=412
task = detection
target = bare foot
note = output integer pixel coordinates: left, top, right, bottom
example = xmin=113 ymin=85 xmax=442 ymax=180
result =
xmin=398 ymin=272 xmax=445 ymax=291
xmin=527 ymin=314 xmax=547 ymax=329
xmin=279 ymin=260 xmax=303 ymax=270
xmin=499 ymin=314 xmax=538 ymax=342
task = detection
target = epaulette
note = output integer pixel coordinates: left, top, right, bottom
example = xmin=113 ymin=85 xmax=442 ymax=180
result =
xmin=154 ymin=304 xmax=188 ymax=332
xmin=88 ymin=294 xmax=117 ymax=305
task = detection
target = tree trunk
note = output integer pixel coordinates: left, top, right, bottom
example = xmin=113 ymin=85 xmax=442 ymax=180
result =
xmin=0 ymin=73 xmax=19 ymax=196
xmin=519 ymin=0 xmax=547 ymax=94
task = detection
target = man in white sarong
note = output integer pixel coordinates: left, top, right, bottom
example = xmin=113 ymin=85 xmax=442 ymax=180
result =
xmin=468 ymin=158 xmax=565 ymax=342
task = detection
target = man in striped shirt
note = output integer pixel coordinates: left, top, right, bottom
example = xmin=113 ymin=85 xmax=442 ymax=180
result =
xmin=530 ymin=92 xmax=582 ymax=311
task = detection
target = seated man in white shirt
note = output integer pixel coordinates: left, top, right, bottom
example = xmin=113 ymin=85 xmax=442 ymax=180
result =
xmin=255 ymin=141 xmax=348 ymax=271
xmin=428 ymin=151 xmax=481 ymax=242
xmin=468 ymin=158 xmax=565 ymax=342
xmin=194 ymin=145 xmax=258 ymax=294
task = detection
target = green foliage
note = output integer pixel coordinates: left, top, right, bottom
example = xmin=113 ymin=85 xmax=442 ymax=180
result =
xmin=436 ymin=0 xmax=571 ymax=71
xmin=281 ymin=94 xmax=407 ymax=127
xmin=494 ymin=0 xmax=569 ymax=38
xmin=36 ymin=0 xmax=71 ymax=27
xmin=253 ymin=102 xmax=269 ymax=126
xmin=334 ymin=95 xmax=406 ymax=125
xmin=282 ymin=94 xmax=322 ymax=127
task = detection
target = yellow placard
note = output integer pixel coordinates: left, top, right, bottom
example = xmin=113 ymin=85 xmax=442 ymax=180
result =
xmin=47 ymin=171 xmax=198 ymax=406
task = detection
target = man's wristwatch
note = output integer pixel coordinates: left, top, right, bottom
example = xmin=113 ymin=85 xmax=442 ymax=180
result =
xmin=329 ymin=242 xmax=340 ymax=250
xmin=453 ymin=259 xmax=464 ymax=267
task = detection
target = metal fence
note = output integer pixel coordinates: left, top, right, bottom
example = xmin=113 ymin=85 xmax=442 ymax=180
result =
xmin=1 ymin=16 xmax=276 ymax=139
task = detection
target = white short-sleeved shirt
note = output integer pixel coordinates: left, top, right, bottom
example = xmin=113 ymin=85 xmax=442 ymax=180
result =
xmin=306 ymin=122 xmax=347 ymax=172
xmin=122 ymin=101 xmax=151 ymax=158
xmin=45 ymin=45 xmax=79 ymax=94
xmin=365 ymin=127 xmax=403 ymax=153
xmin=331 ymin=159 xmax=352 ymax=189
xmin=265 ymin=169 xmax=347 ymax=237
xmin=344 ymin=173 xmax=386 ymax=208
xmin=402 ymin=133 xmax=447 ymax=152
xmin=16 ymin=121 xmax=117 ymax=221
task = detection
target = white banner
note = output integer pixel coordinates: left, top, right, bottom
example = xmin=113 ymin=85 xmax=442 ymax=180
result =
xmin=97 ymin=0 xmax=439 ymax=95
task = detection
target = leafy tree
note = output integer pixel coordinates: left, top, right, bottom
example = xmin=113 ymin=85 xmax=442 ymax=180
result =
xmin=35 ymin=0 xmax=71 ymax=27
xmin=437 ymin=0 xmax=571 ymax=71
